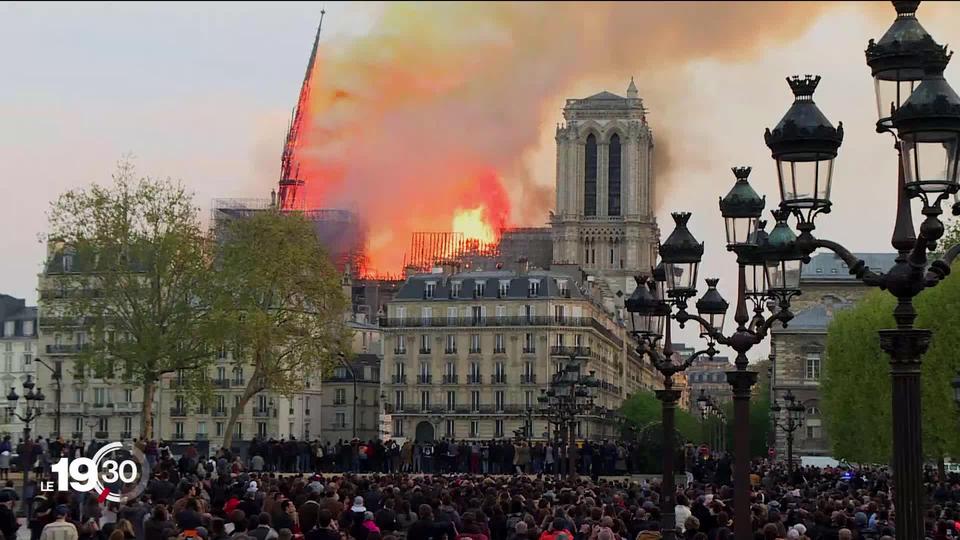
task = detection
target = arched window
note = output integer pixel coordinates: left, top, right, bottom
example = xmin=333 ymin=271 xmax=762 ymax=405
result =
xmin=608 ymin=134 xmax=622 ymax=216
xmin=584 ymin=134 xmax=597 ymax=216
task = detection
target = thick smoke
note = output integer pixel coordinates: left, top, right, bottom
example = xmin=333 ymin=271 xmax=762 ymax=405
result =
xmin=295 ymin=1 xmax=858 ymax=274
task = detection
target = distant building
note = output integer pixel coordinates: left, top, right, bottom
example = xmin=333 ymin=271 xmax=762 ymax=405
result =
xmin=0 ymin=294 xmax=38 ymax=439
xmin=320 ymin=353 xmax=383 ymax=443
xmin=380 ymin=267 xmax=660 ymax=443
xmin=37 ymin=243 xmax=149 ymax=442
xmin=685 ymin=352 xmax=733 ymax=411
xmin=770 ymin=252 xmax=897 ymax=459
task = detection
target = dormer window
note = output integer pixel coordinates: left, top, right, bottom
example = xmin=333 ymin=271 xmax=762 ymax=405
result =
xmin=475 ymin=281 xmax=486 ymax=298
xmin=498 ymin=280 xmax=510 ymax=297
xmin=528 ymin=279 xmax=541 ymax=297
xmin=424 ymin=281 xmax=436 ymax=299
xmin=557 ymin=279 xmax=569 ymax=297
xmin=451 ymin=281 xmax=462 ymax=298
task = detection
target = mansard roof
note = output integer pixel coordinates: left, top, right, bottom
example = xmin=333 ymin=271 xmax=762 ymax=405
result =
xmin=393 ymin=270 xmax=582 ymax=301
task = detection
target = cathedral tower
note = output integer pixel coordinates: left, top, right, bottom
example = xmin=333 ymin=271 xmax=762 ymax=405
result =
xmin=551 ymin=78 xmax=660 ymax=298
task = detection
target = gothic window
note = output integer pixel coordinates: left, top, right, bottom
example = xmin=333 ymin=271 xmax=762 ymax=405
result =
xmin=584 ymin=134 xmax=597 ymax=216
xmin=608 ymin=134 xmax=622 ymax=216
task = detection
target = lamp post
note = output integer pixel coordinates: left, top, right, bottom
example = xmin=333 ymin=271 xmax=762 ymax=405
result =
xmin=734 ymin=4 xmax=960 ymax=538
xmin=696 ymin=389 xmax=712 ymax=450
xmin=627 ymin=160 xmax=808 ymax=540
xmin=769 ymin=390 xmax=805 ymax=473
xmin=33 ymin=359 xmax=61 ymax=438
xmin=7 ymin=375 xmax=45 ymax=506
xmin=6 ymin=375 xmax=45 ymax=440
xmin=536 ymin=350 xmax=600 ymax=479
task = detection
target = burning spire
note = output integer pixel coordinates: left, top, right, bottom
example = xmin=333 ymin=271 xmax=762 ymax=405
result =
xmin=278 ymin=10 xmax=325 ymax=211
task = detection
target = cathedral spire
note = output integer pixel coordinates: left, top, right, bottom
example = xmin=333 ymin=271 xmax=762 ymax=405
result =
xmin=626 ymin=76 xmax=638 ymax=98
xmin=278 ymin=10 xmax=326 ymax=210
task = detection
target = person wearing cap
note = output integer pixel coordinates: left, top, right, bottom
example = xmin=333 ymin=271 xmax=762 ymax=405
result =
xmin=40 ymin=505 xmax=78 ymax=540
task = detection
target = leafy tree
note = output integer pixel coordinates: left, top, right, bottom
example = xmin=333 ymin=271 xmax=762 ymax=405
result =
xmin=46 ymin=161 xmax=214 ymax=439
xmin=822 ymin=234 xmax=960 ymax=464
xmin=620 ymin=389 xmax=703 ymax=442
xmin=210 ymin=209 xmax=351 ymax=449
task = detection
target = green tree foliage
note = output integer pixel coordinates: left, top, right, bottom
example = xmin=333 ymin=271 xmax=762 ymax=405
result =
xmin=822 ymin=235 xmax=960 ymax=463
xmin=620 ymin=389 xmax=703 ymax=442
xmin=210 ymin=209 xmax=351 ymax=449
xmin=46 ymin=162 xmax=214 ymax=439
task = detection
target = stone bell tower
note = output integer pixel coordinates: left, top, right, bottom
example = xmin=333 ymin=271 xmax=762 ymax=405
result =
xmin=551 ymin=78 xmax=660 ymax=299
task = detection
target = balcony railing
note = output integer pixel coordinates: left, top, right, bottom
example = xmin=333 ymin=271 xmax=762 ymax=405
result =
xmin=417 ymin=375 xmax=432 ymax=384
xmin=251 ymin=407 xmax=272 ymax=418
xmin=394 ymin=348 xmax=407 ymax=355
xmin=120 ymin=431 xmax=132 ymax=439
xmin=522 ymin=347 xmax=536 ymax=354
xmin=493 ymin=347 xmax=506 ymax=354
xmin=520 ymin=374 xmax=537 ymax=384
xmin=334 ymin=399 xmax=346 ymax=406
xmin=46 ymin=344 xmax=90 ymax=354
xmin=418 ymin=348 xmax=431 ymax=355
xmin=170 ymin=407 xmax=187 ymax=417
xmin=391 ymin=375 xmax=407 ymax=384
xmin=94 ymin=431 xmax=109 ymax=439
xmin=213 ymin=379 xmax=230 ymax=389
xmin=71 ymin=431 xmax=84 ymax=440
xmin=467 ymin=375 xmax=482 ymax=384
xmin=491 ymin=374 xmax=507 ymax=384
xmin=212 ymin=408 xmax=227 ymax=417
xmin=196 ymin=433 xmax=209 ymax=440
xmin=550 ymin=346 xmax=592 ymax=358
xmin=393 ymin=405 xmax=536 ymax=415
xmin=442 ymin=374 xmax=458 ymax=384
xmin=468 ymin=348 xmax=481 ymax=354
xmin=232 ymin=379 xmax=245 ymax=387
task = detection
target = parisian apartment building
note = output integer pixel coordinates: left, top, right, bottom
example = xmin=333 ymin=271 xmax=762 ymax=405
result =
xmin=0 ymin=294 xmax=39 ymax=439
xmin=380 ymin=266 xmax=661 ymax=443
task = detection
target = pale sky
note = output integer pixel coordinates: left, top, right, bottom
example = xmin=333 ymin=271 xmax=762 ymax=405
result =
xmin=2 ymin=1 xmax=959 ymax=358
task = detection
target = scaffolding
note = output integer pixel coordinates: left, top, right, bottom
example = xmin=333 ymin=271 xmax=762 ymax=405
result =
xmin=404 ymin=232 xmax=500 ymax=272
xmin=209 ymin=198 xmax=369 ymax=276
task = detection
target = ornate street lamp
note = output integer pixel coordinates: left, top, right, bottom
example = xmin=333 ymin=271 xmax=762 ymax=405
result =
xmin=737 ymin=6 xmax=960 ymax=539
xmin=719 ymin=167 xmax=766 ymax=248
xmin=659 ymin=212 xmax=704 ymax=298
xmin=764 ymin=75 xmax=844 ymax=227
xmin=537 ymin=350 xmax=600 ymax=479
xmin=627 ymin=162 xmax=801 ymax=540
xmin=769 ymin=391 xmax=805 ymax=473
xmin=892 ymin=47 xmax=960 ymax=203
xmin=7 ymin=375 xmax=45 ymax=506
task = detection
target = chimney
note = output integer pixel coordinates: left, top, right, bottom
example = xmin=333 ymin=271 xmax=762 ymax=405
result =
xmin=517 ymin=257 xmax=529 ymax=276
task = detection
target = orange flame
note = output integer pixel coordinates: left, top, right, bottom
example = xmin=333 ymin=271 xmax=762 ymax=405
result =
xmin=452 ymin=206 xmax=496 ymax=244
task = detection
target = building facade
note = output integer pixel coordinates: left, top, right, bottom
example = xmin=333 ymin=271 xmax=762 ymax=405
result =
xmin=551 ymin=79 xmax=660 ymax=301
xmin=381 ymin=268 xmax=660 ymax=443
xmin=0 ymin=295 xmax=39 ymax=439
xmin=685 ymin=352 xmax=733 ymax=411
xmin=320 ymin=353 xmax=383 ymax=443
xmin=770 ymin=252 xmax=896 ymax=459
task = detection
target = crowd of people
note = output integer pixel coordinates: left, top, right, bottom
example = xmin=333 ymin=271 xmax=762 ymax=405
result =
xmin=246 ymin=438 xmax=666 ymax=477
xmin=2 ymin=435 xmax=960 ymax=540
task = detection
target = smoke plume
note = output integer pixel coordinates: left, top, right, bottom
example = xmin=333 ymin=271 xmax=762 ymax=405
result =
xmin=294 ymin=1 xmax=857 ymax=274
